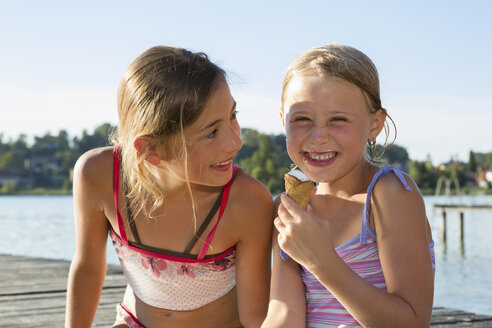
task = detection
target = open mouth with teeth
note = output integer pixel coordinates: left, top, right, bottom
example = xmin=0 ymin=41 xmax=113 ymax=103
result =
xmin=211 ymin=159 xmax=233 ymax=171
xmin=215 ymin=160 xmax=231 ymax=166
xmin=303 ymin=151 xmax=337 ymax=165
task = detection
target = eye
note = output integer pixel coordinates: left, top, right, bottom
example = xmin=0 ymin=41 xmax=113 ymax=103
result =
xmin=332 ymin=116 xmax=347 ymax=122
xmin=292 ymin=116 xmax=310 ymax=122
xmin=206 ymin=129 xmax=218 ymax=138
xmin=231 ymin=110 xmax=238 ymax=120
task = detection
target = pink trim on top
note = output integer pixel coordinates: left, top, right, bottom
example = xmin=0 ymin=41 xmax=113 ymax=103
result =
xmin=197 ymin=166 xmax=237 ymax=259
xmin=110 ymin=226 xmax=235 ymax=263
xmin=110 ymin=150 xmax=237 ymax=263
xmin=113 ymin=145 xmax=127 ymax=242
xmin=119 ymin=302 xmax=145 ymax=327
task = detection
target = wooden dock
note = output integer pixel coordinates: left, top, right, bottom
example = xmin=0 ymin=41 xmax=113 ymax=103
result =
xmin=1 ymin=254 xmax=491 ymax=327
xmin=434 ymin=203 xmax=492 ymax=254
xmin=0 ymin=254 xmax=126 ymax=327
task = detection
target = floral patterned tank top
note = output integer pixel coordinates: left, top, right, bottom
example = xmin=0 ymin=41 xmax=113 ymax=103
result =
xmin=109 ymin=146 xmax=236 ymax=311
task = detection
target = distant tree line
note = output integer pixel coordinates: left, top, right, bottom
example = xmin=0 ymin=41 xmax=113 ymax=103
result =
xmin=0 ymin=124 xmax=114 ymax=193
xmin=0 ymin=123 xmax=491 ymax=195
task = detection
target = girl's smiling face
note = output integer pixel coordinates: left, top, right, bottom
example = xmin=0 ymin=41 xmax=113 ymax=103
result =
xmin=282 ymin=76 xmax=384 ymax=184
xmin=159 ymin=79 xmax=242 ymax=188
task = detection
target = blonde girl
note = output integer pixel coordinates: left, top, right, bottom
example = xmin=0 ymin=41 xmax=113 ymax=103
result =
xmin=65 ymin=46 xmax=273 ymax=328
xmin=263 ymin=44 xmax=435 ymax=327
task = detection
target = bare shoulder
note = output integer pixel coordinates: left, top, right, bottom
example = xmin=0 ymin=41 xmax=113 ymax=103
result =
xmin=371 ymin=169 xmax=423 ymax=206
xmin=73 ymin=146 xmax=114 ymax=190
xmin=229 ymin=170 xmax=274 ymax=223
xmin=231 ymin=170 xmax=273 ymax=205
xmin=371 ymin=168 xmax=429 ymax=236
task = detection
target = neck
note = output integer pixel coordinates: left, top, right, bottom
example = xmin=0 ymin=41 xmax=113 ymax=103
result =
xmin=316 ymin=161 xmax=377 ymax=198
xmin=148 ymin=166 xmax=221 ymax=201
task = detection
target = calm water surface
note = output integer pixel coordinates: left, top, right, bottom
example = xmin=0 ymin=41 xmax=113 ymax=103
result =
xmin=1 ymin=194 xmax=491 ymax=315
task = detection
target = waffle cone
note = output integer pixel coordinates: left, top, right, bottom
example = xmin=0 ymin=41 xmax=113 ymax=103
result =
xmin=284 ymin=174 xmax=313 ymax=210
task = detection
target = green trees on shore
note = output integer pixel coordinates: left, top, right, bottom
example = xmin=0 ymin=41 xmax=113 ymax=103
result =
xmin=0 ymin=123 xmax=491 ymax=195
xmin=0 ymin=124 xmax=114 ymax=194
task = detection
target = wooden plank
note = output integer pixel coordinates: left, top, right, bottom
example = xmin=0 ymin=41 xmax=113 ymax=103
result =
xmin=431 ymin=307 xmax=492 ymax=326
xmin=1 ymin=254 xmax=492 ymax=327
xmin=434 ymin=204 xmax=492 ymax=210
xmin=0 ymin=254 xmax=125 ymax=327
xmin=0 ymin=255 xmax=125 ymax=296
xmin=0 ymin=290 xmax=125 ymax=326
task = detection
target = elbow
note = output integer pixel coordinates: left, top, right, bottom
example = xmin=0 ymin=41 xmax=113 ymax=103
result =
xmin=260 ymin=305 xmax=304 ymax=328
xmin=383 ymin=311 xmax=432 ymax=328
xmin=414 ymin=313 xmax=432 ymax=328
xmin=240 ymin=310 xmax=268 ymax=328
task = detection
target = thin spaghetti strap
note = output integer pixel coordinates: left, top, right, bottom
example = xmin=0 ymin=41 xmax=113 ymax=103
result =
xmin=183 ymin=189 xmax=224 ymax=254
xmin=124 ymin=181 xmax=141 ymax=244
xmin=197 ymin=166 xmax=238 ymax=259
xmin=113 ymin=145 xmax=128 ymax=242
xmin=360 ymin=165 xmax=412 ymax=244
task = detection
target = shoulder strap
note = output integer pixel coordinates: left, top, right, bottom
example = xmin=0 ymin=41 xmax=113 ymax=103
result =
xmin=124 ymin=181 xmax=141 ymax=244
xmin=183 ymin=189 xmax=224 ymax=254
xmin=360 ymin=165 xmax=412 ymax=244
xmin=197 ymin=166 xmax=239 ymax=259
xmin=112 ymin=145 xmax=128 ymax=242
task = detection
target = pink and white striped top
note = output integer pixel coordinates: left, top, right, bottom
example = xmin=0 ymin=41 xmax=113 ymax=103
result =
xmin=285 ymin=165 xmax=436 ymax=327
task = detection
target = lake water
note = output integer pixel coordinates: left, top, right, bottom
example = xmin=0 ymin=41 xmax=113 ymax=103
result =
xmin=1 ymin=194 xmax=491 ymax=315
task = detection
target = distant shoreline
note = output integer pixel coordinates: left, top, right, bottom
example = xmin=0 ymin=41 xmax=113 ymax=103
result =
xmin=420 ymin=186 xmax=492 ymax=196
xmin=1 ymin=187 xmax=491 ymax=196
xmin=0 ymin=188 xmax=71 ymax=196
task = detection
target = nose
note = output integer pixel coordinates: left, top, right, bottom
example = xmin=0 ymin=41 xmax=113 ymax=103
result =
xmin=225 ymin=120 xmax=243 ymax=153
xmin=309 ymin=124 xmax=330 ymax=146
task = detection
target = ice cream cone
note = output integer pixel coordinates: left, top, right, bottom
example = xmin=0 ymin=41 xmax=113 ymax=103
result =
xmin=284 ymin=170 xmax=313 ymax=210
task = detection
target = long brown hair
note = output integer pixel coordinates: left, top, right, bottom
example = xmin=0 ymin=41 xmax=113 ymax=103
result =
xmin=114 ymin=46 xmax=226 ymax=217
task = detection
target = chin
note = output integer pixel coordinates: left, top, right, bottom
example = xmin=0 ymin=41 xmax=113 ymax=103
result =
xmin=207 ymin=170 xmax=233 ymax=186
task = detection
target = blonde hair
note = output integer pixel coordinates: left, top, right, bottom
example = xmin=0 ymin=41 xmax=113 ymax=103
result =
xmin=281 ymin=43 xmax=396 ymax=162
xmin=114 ymin=46 xmax=226 ymax=217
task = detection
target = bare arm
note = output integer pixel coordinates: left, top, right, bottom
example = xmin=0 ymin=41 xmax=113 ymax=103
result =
xmin=233 ymin=174 xmax=274 ymax=328
xmin=261 ymin=229 xmax=306 ymax=328
xmin=277 ymin=173 xmax=434 ymax=328
xmin=65 ymin=149 xmax=112 ymax=328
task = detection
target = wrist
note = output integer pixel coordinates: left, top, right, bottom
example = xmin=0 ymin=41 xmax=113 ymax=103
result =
xmin=303 ymin=247 xmax=339 ymax=277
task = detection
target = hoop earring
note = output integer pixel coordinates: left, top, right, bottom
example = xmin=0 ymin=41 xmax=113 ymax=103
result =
xmin=367 ymin=137 xmax=376 ymax=160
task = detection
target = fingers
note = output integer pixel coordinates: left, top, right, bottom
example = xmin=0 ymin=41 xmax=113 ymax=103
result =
xmin=280 ymin=194 xmax=304 ymax=216
xmin=276 ymin=194 xmax=311 ymax=243
xmin=274 ymin=216 xmax=291 ymax=257
xmin=277 ymin=200 xmax=294 ymax=221
xmin=273 ymin=216 xmax=286 ymax=234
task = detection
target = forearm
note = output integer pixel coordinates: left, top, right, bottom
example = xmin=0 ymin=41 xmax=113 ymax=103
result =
xmin=239 ymin=284 xmax=269 ymax=328
xmin=261 ymin=299 xmax=305 ymax=328
xmin=262 ymin=228 xmax=306 ymax=328
xmin=65 ymin=261 xmax=107 ymax=328
xmin=310 ymin=255 xmax=431 ymax=328
xmin=237 ymin=254 xmax=271 ymax=328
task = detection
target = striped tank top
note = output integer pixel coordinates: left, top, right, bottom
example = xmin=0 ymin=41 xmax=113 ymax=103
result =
xmin=294 ymin=165 xmax=435 ymax=327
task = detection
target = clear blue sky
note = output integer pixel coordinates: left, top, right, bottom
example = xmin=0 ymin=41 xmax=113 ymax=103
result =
xmin=1 ymin=0 xmax=491 ymax=164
